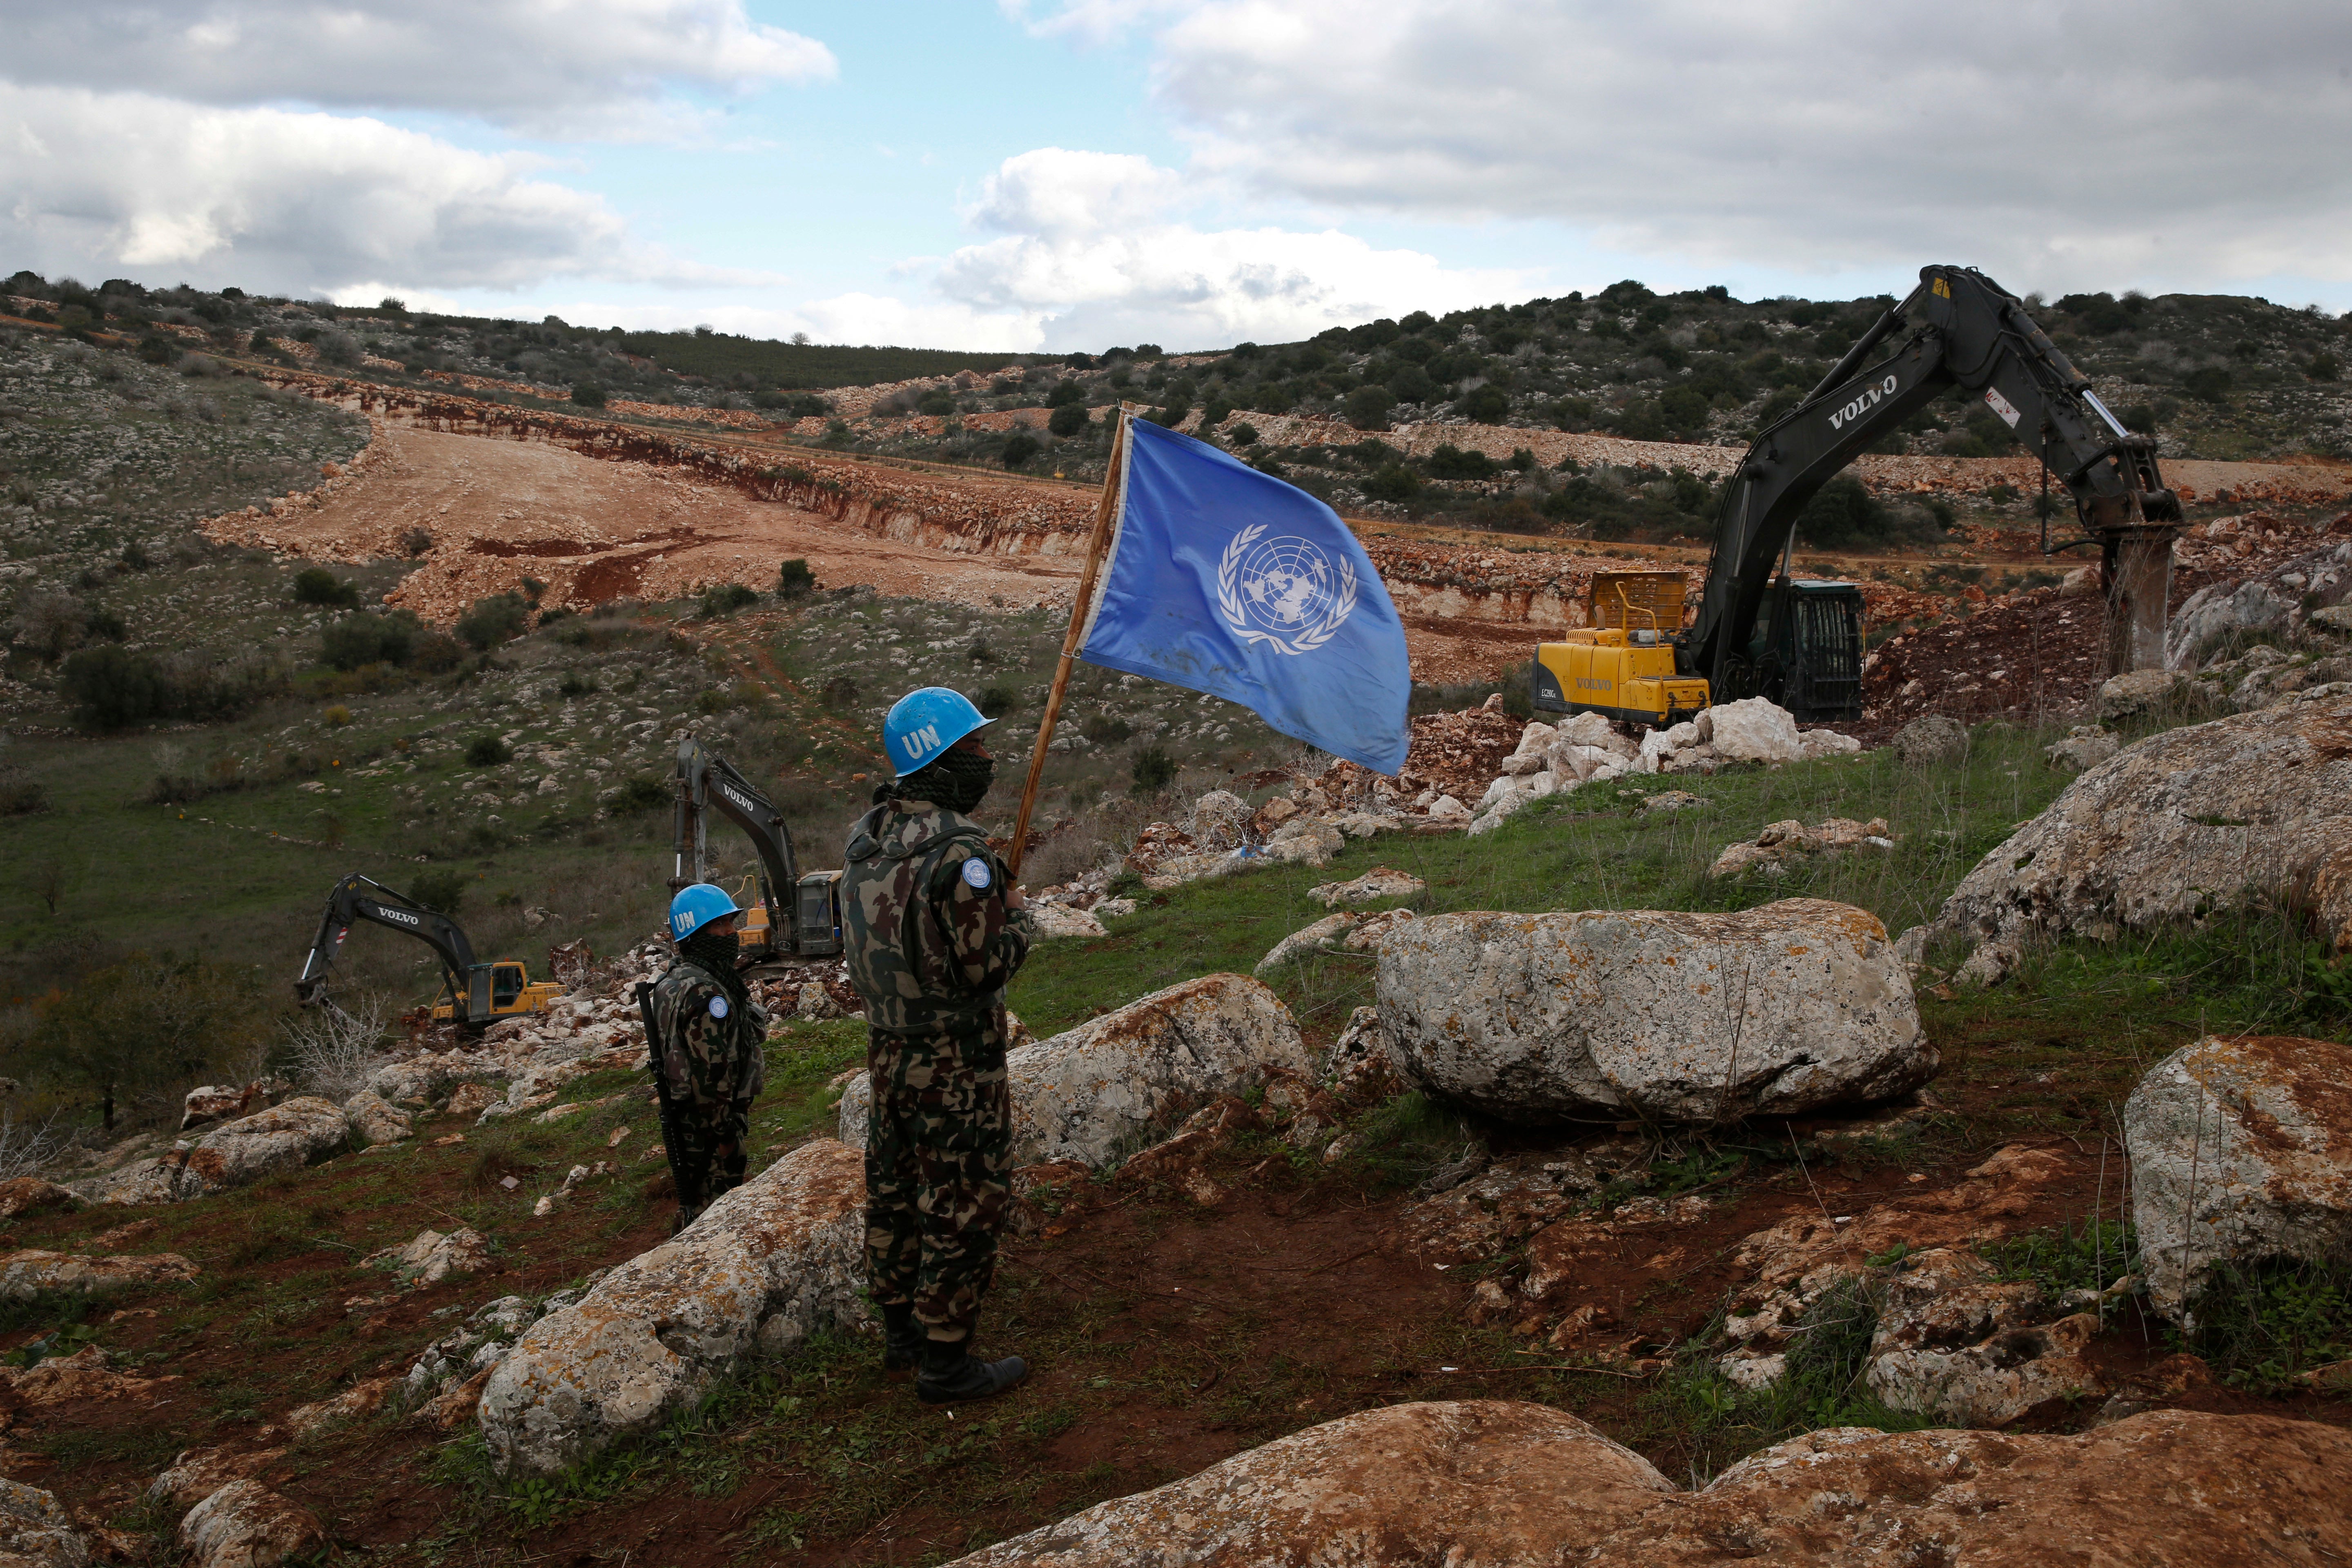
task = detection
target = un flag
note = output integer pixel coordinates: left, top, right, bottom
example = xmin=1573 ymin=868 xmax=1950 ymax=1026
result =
xmin=1077 ymin=419 xmax=1411 ymax=775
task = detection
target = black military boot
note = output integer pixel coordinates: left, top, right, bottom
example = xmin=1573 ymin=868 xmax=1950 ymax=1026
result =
xmin=880 ymin=1303 xmax=924 ymax=1381
xmin=916 ymin=1334 xmax=1028 ymax=1405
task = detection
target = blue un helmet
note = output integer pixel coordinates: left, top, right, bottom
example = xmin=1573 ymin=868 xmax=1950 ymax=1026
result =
xmin=668 ymin=883 xmax=742 ymax=940
xmin=882 ymin=687 xmax=993 ymax=777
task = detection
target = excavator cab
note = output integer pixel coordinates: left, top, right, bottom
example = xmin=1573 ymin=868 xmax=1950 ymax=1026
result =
xmin=1744 ymin=579 xmax=1865 ymax=721
xmin=432 ymin=961 xmax=562 ymax=1025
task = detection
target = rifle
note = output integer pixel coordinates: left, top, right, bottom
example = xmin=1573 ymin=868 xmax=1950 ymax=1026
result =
xmin=635 ymin=980 xmax=700 ymax=1217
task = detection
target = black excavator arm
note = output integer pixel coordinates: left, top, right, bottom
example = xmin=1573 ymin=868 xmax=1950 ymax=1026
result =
xmin=673 ymin=737 xmax=807 ymax=961
xmin=295 ymin=871 xmax=478 ymax=1008
xmin=1684 ymin=264 xmax=2184 ymax=700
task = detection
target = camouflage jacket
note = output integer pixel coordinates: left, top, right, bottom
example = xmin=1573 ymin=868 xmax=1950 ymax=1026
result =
xmin=648 ymin=958 xmax=768 ymax=1107
xmin=841 ymin=799 xmax=1034 ymax=1033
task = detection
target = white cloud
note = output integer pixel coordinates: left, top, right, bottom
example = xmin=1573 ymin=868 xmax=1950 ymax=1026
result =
xmin=932 ymin=147 xmax=1524 ymax=349
xmin=1065 ymin=0 xmax=2352 ymax=296
xmin=0 ymin=0 xmax=835 ymax=138
xmin=0 ymin=85 xmax=634 ymax=294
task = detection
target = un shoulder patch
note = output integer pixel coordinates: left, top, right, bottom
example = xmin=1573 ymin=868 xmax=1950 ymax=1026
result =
xmin=708 ymin=995 xmax=730 ymax=1019
xmin=961 ymin=857 xmax=993 ymax=891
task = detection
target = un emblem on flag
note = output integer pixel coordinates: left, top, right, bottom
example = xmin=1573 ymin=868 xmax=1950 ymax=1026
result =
xmin=1216 ymin=525 xmax=1359 ymax=656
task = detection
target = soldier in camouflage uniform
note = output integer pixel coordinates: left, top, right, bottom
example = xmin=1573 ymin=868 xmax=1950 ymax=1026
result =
xmin=646 ymin=884 xmax=769 ymax=1234
xmin=843 ymin=687 xmax=1035 ymax=1405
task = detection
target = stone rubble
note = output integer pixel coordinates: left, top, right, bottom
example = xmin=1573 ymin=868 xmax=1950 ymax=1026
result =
xmin=362 ymin=1227 xmax=492 ymax=1290
xmin=1706 ymin=816 xmax=1896 ymax=879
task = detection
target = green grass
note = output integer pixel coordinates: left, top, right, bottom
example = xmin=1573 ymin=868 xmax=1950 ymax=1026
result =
xmin=2184 ymin=1259 xmax=2352 ymax=1394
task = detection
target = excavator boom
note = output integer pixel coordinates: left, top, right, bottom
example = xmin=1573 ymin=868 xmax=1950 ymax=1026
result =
xmin=1684 ymin=265 xmax=2184 ymax=712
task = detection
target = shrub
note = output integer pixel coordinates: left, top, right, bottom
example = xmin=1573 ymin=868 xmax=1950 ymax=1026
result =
xmin=465 ymin=734 xmax=512 ymax=767
xmin=137 ymin=335 xmax=174 ymax=365
xmin=1002 ymin=432 xmax=1042 ymax=470
xmin=0 ymin=774 xmax=47 ymax=815
xmin=1226 ymin=422 xmax=1259 ymax=448
xmin=292 ymin=567 xmax=361 ymax=608
xmin=777 ymin=558 xmax=816 ymax=597
xmin=977 ymin=686 xmax=1017 ymax=718
xmin=1793 ymin=475 xmax=1888 ymax=549
xmin=1081 ymin=714 xmax=1132 ymax=745
xmin=22 ymin=954 xmax=275 ymax=1131
xmin=615 ymin=775 xmax=670 ymax=811
xmin=570 ymin=382 xmax=607 ymax=408
xmin=322 ymin=704 xmax=352 ymax=727
xmin=1047 ymin=403 xmax=1089 ymax=438
xmin=820 ymin=676 xmax=860 ymax=709
xmin=916 ymin=388 xmax=957 ymax=416
xmin=1344 ymin=386 xmax=1396 ymax=431
xmin=1457 ymin=383 xmax=1512 ymax=421
xmin=59 ymin=645 xmax=161 ymax=729
xmin=454 ymin=592 xmax=530 ymax=649
xmin=1426 ymin=443 xmax=1498 ymax=480
xmin=698 ymin=582 xmax=759 ymax=618
xmin=1361 ymin=463 xmax=1423 ymax=503
xmin=407 ymin=868 xmax=467 ymax=913
xmin=398 ymin=526 xmax=434 ymax=557
xmin=2182 ymin=365 xmax=2234 ymax=403
xmin=320 ymin=611 xmax=419 ymax=671
xmin=2308 ymin=352 xmax=2341 ymax=382
xmin=557 ymin=670 xmax=596 ymax=698
xmin=1130 ymin=744 xmax=1178 ymax=794
xmin=1045 ymin=380 xmax=1085 ymax=408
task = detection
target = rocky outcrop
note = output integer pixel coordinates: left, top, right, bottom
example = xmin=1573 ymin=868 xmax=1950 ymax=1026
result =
xmin=0 ymin=1249 xmax=197 ymax=1299
xmin=1309 ymin=867 xmax=1425 ymax=907
xmin=1705 ymin=696 xmax=1806 ymax=764
xmin=2043 ymin=724 xmax=2120 ymax=771
xmin=1581 ymin=1410 xmax=2352 ymax=1566
xmin=1859 ymin=1248 xmax=2105 ymax=1424
xmin=1379 ymin=900 xmax=1931 ymax=1124
xmin=2167 ymin=576 xmax=2299 ymax=668
xmin=1026 ymin=904 xmax=1107 ymax=941
xmin=363 ymin=1228 xmax=490 ymax=1290
xmin=1705 ymin=816 xmax=1894 ymax=879
xmin=0 ymin=1479 xmax=89 ymax=1568
xmin=1890 ymin=714 xmax=1967 ymax=766
xmin=0 ymin=1180 xmax=74 ymax=1222
xmin=1929 ymin=693 xmax=2352 ymax=958
xmin=89 ymin=1098 xmax=350 ymax=1205
xmin=2125 ymin=1035 xmax=2352 ymax=1319
xmin=145 ymin=1449 xmax=285 ymax=1511
xmin=947 ymin=1402 xmax=2352 ymax=1566
xmin=948 ymin=1401 xmax=1673 ymax=1566
xmin=479 ymin=1139 xmax=866 ymax=1478
xmin=839 ymin=976 xmax=1313 ymax=1169
xmin=178 ymin=1479 xmax=325 ymax=1568
xmin=341 ymin=1090 xmax=412 ymax=1145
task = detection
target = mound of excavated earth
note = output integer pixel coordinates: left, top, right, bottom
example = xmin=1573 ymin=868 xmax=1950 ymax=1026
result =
xmin=1378 ymin=899 xmax=1931 ymax=1123
xmin=949 ymin=1400 xmax=1674 ymax=1566
xmin=1927 ymin=692 xmax=2352 ymax=965
xmin=838 ymin=974 xmax=1313 ymax=1168
xmin=2125 ymin=1034 xmax=2352 ymax=1319
xmin=479 ymin=1139 xmax=865 ymax=1478
xmin=949 ymin=1401 xmax=2350 ymax=1566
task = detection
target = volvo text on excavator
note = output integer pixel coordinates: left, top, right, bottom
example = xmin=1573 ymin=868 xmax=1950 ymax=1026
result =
xmin=1536 ymin=265 xmax=2183 ymax=726
xmin=294 ymin=872 xmax=562 ymax=1029
xmin=671 ymin=737 xmax=843 ymax=963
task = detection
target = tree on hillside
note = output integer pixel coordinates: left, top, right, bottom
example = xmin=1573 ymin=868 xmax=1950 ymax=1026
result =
xmin=20 ymin=956 xmax=275 ymax=1131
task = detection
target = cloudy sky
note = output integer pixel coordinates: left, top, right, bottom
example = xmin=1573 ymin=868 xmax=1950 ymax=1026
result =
xmin=6 ymin=0 xmax=2351 ymax=350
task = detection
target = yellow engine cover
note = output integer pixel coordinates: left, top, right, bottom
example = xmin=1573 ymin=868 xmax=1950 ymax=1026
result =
xmin=1535 ymin=631 xmax=1709 ymax=725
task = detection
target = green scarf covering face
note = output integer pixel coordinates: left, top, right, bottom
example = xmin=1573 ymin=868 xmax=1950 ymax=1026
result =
xmin=675 ymin=923 xmax=749 ymax=1004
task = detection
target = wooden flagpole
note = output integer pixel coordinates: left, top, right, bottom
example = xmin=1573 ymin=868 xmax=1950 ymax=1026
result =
xmin=1006 ymin=404 xmax=1133 ymax=878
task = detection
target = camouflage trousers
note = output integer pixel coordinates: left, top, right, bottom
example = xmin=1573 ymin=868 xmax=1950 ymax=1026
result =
xmin=864 ymin=1018 xmax=1012 ymax=1342
xmin=669 ymin=1097 xmax=751 ymax=1228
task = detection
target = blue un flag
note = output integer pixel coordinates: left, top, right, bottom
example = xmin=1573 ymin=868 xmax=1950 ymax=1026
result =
xmin=1076 ymin=419 xmax=1411 ymax=775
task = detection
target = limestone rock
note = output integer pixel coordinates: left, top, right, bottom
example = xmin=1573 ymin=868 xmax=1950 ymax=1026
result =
xmin=1309 ymin=867 xmax=1425 ymax=907
xmin=1929 ymin=694 xmax=2352 ymax=955
xmin=840 ymin=975 xmax=1312 ymax=1169
xmin=1704 ymin=697 xmax=1804 ymax=764
xmin=363 ymin=1228 xmax=490 ymax=1289
xmin=2043 ymin=724 xmax=2120 ymax=771
xmin=0 ymin=1249 xmax=197 ymax=1299
xmin=1706 ymin=816 xmax=1894 ymax=878
xmin=793 ymin=981 xmax=841 ymax=1021
xmin=444 ymin=1083 xmax=498 ymax=1119
xmin=1379 ymin=899 xmax=1930 ymax=1124
xmin=2316 ymin=603 xmax=2352 ymax=636
xmin=479 ymin=1139 xmax=867 ymax=1478
xmin=0 ymin=1479 xmax=89 ymax=1568
xmin=0 ymin=1180 xmax=74 ymax=1222
xmin=1798 ymin=728 xmax=1863 ymax=760
xmin=91 ymin=1097 xmax=349 ymax=1205
xmin=2096 ymin=667 xmax=2194 ymax=722
xmin=1425 ymin=794 xmax=1470 ymax=822
xmin=178 ymin=1480 xmax=325 ymax=1568
xmin=946 ymin=1400 xmax=1673 ymax=1567
xmin=1860 ymin=1248 xmax=2104 ymax=1423
xmin=341 ymin=1089 xmax=412 ymax=1146
xmin=285 ymin=1376 xmax=396 ymax=1438
xmin=1027 ymin=904 xmax=1107 ymax=941
xmin=1890 ymin=714 xmax=1968 ymax=767
xmin=1254 ymin=913 xmax=1358 ymax=975
xmin=1189 ymin=789 xmax=1251 ymax=849
xmin=2167 ymin=577 xmax=2296 ymax=669
xmin=2125 ymin=1035 xmax=2352 ymax=1319
xmin=1583 ymin=1410 xmax=2352 ymax=1566
xmin=180 ymin=1083 xmax=269 ymax=1133
xmin=1265 ymin=818 xmax=1343 ymax=866
xmin=1343 ymin=908 xmax=1414 ymax=953
xmin=145 ymin=1448 xmax=286 ymax=1512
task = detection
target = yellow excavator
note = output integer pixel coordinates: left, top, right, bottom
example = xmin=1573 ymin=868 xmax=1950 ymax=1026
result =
xmin=1532 ymin=570 xmax=1711 ymax=727
xmin=294 ymin=872 xmax=563 ymax=1029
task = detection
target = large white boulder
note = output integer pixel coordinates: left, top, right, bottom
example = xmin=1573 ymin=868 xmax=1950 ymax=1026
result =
xmin=1703 ymin=697 xmax=1804 ymax=764
xmin=2125 ymin=1034 xmax=2352 ymax=1319
xmin=89 ymin=1098 xmax=350 ymax=1205
xmin=2166 ymin=577 xmax=2296 ymax=669
xmin=178 ymin=1479 xmax=325 ymax=1568
xmin=478 ymin=1139 xmax=867 ymax=1478
xmin=1378 ymin=899 xmax=1931 ymax=1123
xmin=1929 ymin=693 xmax=2352 ymax=957
xmin=837 ymin=975 xmax=1312 ymax=1169
xmin=947 ymin=1400 xmax=1672 ymax=1567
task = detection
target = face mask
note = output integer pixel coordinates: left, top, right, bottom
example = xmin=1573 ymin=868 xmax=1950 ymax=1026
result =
xmin=903 ymin=748 xmax=995 ymax=813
